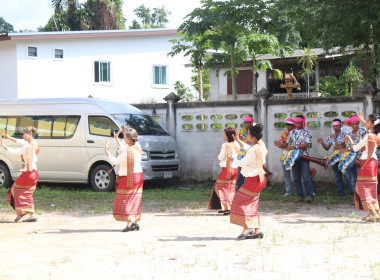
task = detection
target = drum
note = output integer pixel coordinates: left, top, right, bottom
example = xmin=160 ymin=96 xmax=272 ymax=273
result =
xmin=281 ymin=149 xmax=301 ymax=170
xmin=326 ymin=150 xmax=342 ymax=166
xmin=338 ymin=151 xmax=357 ymax=174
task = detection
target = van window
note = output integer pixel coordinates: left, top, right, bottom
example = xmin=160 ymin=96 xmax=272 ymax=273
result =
xmin=0 ymin=118 xmax=7 ymax=135
xmin=88 ymin=116 xmax=118 ymax=137
xmin=37 ymin=116 xmax=53 ymax=139
xmin=19 ymin=116 xmax=36 ymax=129
xmin=52 ymin=117 xmax=66 ymax=138
xmin=0 ymin=116 xmax=80 ymax=139
xmin=66 ymin=117 xmax=80 ymax=138
xmin=113 ymin=114 xmax=169 ymax=136
xmin=7 ymin=117 xmax=18 ymax=138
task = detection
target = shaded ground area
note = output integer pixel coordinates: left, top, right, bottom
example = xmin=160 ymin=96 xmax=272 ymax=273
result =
xmin=1 ymin=205 xmax=380 ymax=280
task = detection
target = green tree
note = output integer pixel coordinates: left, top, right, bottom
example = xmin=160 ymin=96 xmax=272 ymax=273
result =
xmin=173 ymin=81 xmax=194 ymax=102
xmin=179 ymin=0 xmax=268 ymax=100
xmin=298 ymin=48 xmax=317 ymax=97
xmin=241 ymin=32 xmax=290 ymax=96
xmin=266 ymin=6 xmax=304 ymax=49
xmin=129 ymin=4 xmax=171 ymax=29
xmin=0 ymin=17 xmax=14 ymax=33
xmin=41 ymin=0 xmax=125 ymax=31
xmin=340 ymin=61 xmax=364 ymax=95
xmin=168 ymin=32 xmax=211 ymax=101
xmin=191 ymin=68 xmax=210 ymax=101
xmin=278 ymin=0 xmax=380 ymax=87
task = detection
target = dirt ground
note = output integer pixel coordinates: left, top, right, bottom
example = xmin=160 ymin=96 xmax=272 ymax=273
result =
xmin=1 ymin=205 xmax=380 ymax=280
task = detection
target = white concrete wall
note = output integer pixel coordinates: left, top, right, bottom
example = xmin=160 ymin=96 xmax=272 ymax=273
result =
xmin=135 ymin=97 xmax=368 ymax=183
xmin=0 ymin=41 xmax=18 ymax=99
xmin=1 ymin=33 xmax=193 ymax=103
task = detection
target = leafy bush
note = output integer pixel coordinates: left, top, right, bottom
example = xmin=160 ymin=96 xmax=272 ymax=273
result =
xmin=174 ymin=81 xmax=194 ymax=102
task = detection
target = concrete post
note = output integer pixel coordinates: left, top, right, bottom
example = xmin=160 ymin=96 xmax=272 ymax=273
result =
xmin=256 ymin=87 xmax=270 ymax=144
xmin=163 ymin=92 xmax=180 ymax=139
xmin=358 ymin=83 xmax=376 ymax=115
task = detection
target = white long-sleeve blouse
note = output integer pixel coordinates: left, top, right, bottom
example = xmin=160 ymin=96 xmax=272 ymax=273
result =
xmin=218 ymin=142 xmax=240 ymax=168
xmin=353 ymin=133 xmax=378 ymax=160
xmin=7 ymin=139 xmax=38 ymax=171
xmin=107 ymin=147 xmax=143 ymax=176
xmin=233 ymin=142 xmax=266 ymax=177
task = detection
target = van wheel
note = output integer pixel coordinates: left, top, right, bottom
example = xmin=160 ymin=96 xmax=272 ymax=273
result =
xmin=90 ymin=164 xmax=115 ymax=192
xmin=0 ymin=163 xmax=12 ymax=189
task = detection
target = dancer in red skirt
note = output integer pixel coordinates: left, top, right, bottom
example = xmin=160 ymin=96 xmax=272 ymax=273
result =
xmin=1 ymin=127 xmax=40 ymax=222
xmin=208 ymin=127 xmax=240 ymax=215
xmin=230 ymin=124 xmax=268 ymax=239
xmin=343 ymin=111 xmax=380 ymax=222
xmin=105 ymin=127 xmax=143 ymax=232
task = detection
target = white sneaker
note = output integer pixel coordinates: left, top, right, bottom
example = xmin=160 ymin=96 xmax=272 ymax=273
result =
xmin=283 ymin=193 xmax=293 ymax=196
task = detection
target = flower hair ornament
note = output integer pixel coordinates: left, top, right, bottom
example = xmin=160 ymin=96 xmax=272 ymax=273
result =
xmin=375 ymin=119 xmax=380 ymax=125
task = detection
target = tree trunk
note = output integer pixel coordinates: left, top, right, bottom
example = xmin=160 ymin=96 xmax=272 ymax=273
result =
xmin=230 ymin=44 xmax=237 ymax=100
xmin=252 ymin=59 xmax=257 ymax=97
xmin=307 ymin=73 xmax=310 ymax=97
xmin=198 ymin=65 xmax=204 ymax=101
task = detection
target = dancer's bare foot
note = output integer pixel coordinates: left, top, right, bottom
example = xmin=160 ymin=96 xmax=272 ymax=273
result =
xmin=362 ymin=214 xmax=370 ymax=221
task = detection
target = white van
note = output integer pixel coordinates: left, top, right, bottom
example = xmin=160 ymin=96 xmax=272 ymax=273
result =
xmin=0 ymin=98 xmax=180 ymax=191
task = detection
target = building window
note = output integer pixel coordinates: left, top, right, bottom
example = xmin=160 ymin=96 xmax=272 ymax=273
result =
xmin=27 ymin=46 xmax=37 ymax=57
xmin=94 ymin=61 xmax=111 ymax=83
xmin=54 ymin=49 xmax=64 ymax=59
xmin=153 ymin=65 xmax=167 ymax=85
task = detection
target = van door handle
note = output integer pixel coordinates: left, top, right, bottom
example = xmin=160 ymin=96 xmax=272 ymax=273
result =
xmin=87 ymin=140 xmax=94 ymax=144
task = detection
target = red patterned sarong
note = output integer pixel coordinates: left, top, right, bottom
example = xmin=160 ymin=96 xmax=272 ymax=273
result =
xmin=355 ymin=158 xmax=379 ymax=212
xmin=208 ymin=167 xmax=238 ymax=210
xmin=113 ymin=172 xmax=144 ymax=222
xmin=230 ymin=176 xmax=266 ymax=228
xmin=7 ymin=170 xmax=38 ymax=216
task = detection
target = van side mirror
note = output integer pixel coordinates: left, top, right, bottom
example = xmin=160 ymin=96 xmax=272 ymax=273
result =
xmin=111 ymin=129 xmax=124 ymax=138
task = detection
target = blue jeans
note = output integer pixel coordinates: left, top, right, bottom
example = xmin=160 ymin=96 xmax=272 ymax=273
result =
xmin=292 ymin=160 xmax=314 ymax=198
xmin=236 ymin=167 xmax=245 ymax=191
xmin=332 ymin=163 xmax=354 ymax=196
xmin=282 ymin=164 xmax=293 ymax=194
xmin=349 ymin=166 xmax=360 ymax=192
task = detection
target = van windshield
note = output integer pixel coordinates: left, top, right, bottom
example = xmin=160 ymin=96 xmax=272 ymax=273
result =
xmin=113 ymin=114 xmax=170 ymax=136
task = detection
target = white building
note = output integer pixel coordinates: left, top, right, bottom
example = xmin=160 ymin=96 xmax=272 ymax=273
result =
xmin=0 ymin=29 xmax=194 ymax=103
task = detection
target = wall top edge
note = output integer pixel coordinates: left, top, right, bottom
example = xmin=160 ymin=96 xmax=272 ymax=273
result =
xmin=265 ymin=96 xmax=366 ymax=105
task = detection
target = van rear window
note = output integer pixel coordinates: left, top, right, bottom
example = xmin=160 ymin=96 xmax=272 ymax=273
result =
xmin=0 ymin=116 xmax=81 ymax=139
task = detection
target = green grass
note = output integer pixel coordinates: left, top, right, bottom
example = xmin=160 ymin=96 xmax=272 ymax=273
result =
xmin=0 ymin=181 xmax=212 ymax=213
xmin=0 ymin=180 xmax=359 ymax=214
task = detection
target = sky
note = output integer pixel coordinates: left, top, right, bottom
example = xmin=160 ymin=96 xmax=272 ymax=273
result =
xmin=0 ymin=0 xmax=202 ymax=32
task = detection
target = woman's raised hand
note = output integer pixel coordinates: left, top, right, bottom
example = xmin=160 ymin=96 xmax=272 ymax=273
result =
xmin=115 ymin=129 xmax=122 ymax=139
xmin=357 ymin=110 xmax=365 ymax=124
xmin=104 ymin=140 xmax=111 ymax=151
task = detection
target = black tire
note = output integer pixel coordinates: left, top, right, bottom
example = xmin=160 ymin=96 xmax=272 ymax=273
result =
xmin=90 ymin=164 xmax=115 ymax=192
xmin=0 ymin=163 xmax=12 ymax=189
